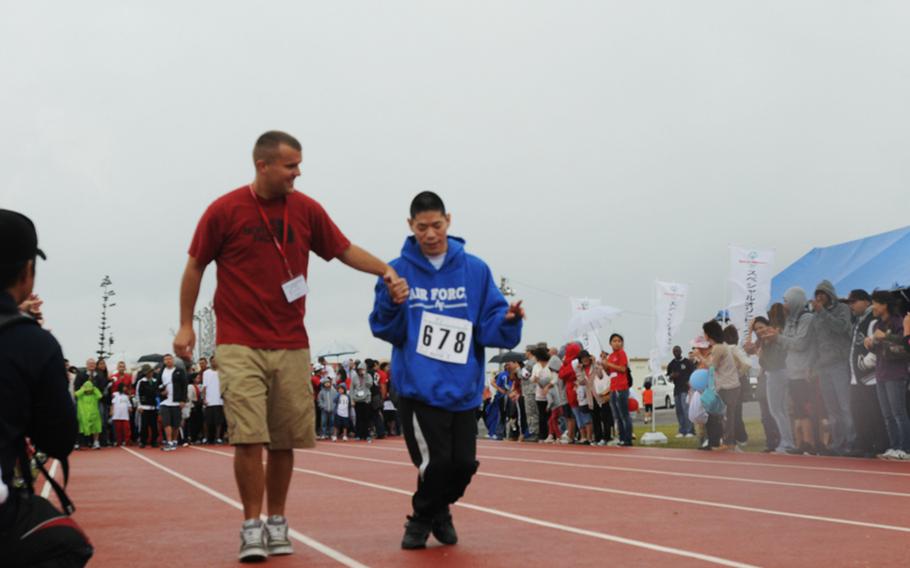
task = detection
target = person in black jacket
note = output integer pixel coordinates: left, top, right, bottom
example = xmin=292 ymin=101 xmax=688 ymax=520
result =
xmin=135 ymin=366 xmax=160 ymax=448
xmin=847 ymin=290 xmax=889 ymax=457
xmin=0 ymin=209 xmax=93 ymax=566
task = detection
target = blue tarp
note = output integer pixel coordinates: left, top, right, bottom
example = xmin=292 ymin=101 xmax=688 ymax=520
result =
xmin=771 ymin=225 xmax=910 ymax=300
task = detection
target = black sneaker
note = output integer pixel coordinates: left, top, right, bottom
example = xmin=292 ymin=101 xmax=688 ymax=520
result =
xmin=431 ymin=511 xmax=458 ymax=545
xmin=401 ymin=515 xmax=432 ymax=550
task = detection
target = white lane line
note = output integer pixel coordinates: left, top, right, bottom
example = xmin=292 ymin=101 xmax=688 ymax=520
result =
xmin=40 ymin=459 xmax=59 ymax=499
xmin=300 ymin=449 xmax=910 ymax=534
xmin=471 ymin=439 xmax=910 ymax=478
xmin=122 ymin=447 xmax=368 ymax=568
xmin=196 ymin=447 xmax=757 ymax=568
xmin=359 ymin=444 xmax=910 ymax=498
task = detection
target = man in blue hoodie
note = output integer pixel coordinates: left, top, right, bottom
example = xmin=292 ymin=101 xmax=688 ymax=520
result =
xmin=370 ymin=191 xmax=524 ymax=550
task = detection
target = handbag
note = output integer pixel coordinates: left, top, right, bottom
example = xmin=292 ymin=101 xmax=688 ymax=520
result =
xmin=700 ymin=367 xmax=726 ymax=416
xmin=688 ymin=391 xmax=708 ymax=425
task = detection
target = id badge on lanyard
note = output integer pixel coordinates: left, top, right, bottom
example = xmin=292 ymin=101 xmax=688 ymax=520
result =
xmin=249 ymin=186 xmax=308 ymax=304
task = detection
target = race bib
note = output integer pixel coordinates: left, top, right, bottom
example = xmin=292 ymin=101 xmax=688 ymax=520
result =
xmin=416 ymin=311 xmax=473 ymax=365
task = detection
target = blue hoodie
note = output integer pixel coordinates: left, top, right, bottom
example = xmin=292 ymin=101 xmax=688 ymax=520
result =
xmin=370 ymin=236 xmax=522 ymax=412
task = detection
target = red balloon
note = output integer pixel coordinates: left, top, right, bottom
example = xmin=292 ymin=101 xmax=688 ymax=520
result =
xmin=628 ymin=398 xmax=639 ymax=412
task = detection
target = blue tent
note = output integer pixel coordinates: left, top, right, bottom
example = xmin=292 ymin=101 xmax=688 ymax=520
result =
xmin=772 ymin=225 xmax=910 ymax=300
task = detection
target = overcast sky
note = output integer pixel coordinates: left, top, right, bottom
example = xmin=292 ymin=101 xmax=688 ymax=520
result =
xmin=2 ymin=2 xmax=909 ymax=364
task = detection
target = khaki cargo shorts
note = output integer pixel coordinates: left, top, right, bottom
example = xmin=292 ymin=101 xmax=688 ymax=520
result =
xmin=216 ymin=344 xmax=314 ymax=450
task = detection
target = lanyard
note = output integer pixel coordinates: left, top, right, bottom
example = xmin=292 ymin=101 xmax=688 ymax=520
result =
xmin=249 ymin=185 xmax=294 ymax=278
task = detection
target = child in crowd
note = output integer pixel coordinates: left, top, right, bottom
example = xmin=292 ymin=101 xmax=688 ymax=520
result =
xmin=334 ymin=385 xmax=351 ymax=441
xmin=383 ymin=397 xmax=399 ymax=436
xmin=642 ymin=381 xmax=654 ymax=424
xmin=110 ymin=383 xmax=132 ymax=446
xmin=317 ymin=379 xmax=335 ymax=440
xmin=75 ymin=380 xmax=103 ymax=449
xmin=546 ymin=385 xmax=562 ymax=443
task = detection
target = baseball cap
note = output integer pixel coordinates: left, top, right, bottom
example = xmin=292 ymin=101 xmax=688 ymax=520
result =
xmin=0 ymin=209 xmax=46 ymax=266
xmin=847 ymin=289 xmax=872 ymax=303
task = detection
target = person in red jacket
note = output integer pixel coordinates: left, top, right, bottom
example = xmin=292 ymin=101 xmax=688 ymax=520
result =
xmin=558 ymin=343 xmax=581 ymax=443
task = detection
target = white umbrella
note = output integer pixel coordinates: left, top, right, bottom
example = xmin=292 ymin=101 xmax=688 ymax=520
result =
xmin=315 ymin=341 xmax=359 ymax=359
xmin=566 ymin=305 xmax=623 ymax=338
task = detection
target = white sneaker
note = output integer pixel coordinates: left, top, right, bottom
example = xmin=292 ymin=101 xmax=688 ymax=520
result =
xmin=559 ymin=434 xmax=569 ymax=444
xmin=239 ymin=519 xmax=267 ymax=562
xmin=685 ymin=433 xmax=696 ymax=438
xmin=885 ymin=450 xmax=909 ymax=461
xmin=674 ymin=433 xmax=684 ymax=438
xmin=544 ymin=435 xmax=554 ymax=444
xmin=878 ymin=449 xmax=899 ymax=460
xmin=331 ymin=435 xmax=337 ymax=442
xmin=265 ymin=515 xmax=293 ymax=556
xmin=342 ymin=435 xmax=348 ymax=441
xmin=596 ymin=440 xmax=607 ymax=446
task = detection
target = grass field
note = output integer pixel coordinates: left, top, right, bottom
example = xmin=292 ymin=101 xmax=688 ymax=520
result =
xmin=633 ymin=418 xmax=768 ymax=452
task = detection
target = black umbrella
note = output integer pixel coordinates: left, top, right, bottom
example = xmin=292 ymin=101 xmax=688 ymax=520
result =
xmin=489 ymin=351 xmax=525 ymax=364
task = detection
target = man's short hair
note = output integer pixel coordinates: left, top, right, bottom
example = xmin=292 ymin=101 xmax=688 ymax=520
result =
xmin=409 ymin=191 xmax=446 ymax=218
xmin=253 ymin=131 xmax=301 ymax=163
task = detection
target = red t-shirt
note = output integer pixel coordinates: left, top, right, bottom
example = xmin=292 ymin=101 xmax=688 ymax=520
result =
xmin=189 ymin=187 xmax=351 ymax=349
xmin=608 ymin=350 xmax=629 ymax=392
xmin=377 ymin=369 xmax=390 ymax=386
xmin=110 ymin=373 xmax=133 ymax=395
xmin=643 ymin=389 xmax=653 ymax=405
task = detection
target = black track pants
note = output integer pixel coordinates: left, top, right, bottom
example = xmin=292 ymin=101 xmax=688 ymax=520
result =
xmin=398 ymin=396 xmax=479 ymax=519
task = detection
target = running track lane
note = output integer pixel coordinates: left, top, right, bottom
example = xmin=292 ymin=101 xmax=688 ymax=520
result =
xmin=66 ymin=446 xmax=363 ymax=568
xmin=180 ymin=446 xmax=752 ymax=567
xmin=328 ymin=441 xmax=910 ymax=529
xmin=300 ymin=439 xmax=907 ymax=566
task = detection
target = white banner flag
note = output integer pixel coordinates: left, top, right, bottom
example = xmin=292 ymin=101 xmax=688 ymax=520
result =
xmin=655 ymin=281 xmax=688 ymax=358
xmin=569 ymin=298 xmax=605 ymax=356
xmin=727 ymin=246 xmax=775 ymax=344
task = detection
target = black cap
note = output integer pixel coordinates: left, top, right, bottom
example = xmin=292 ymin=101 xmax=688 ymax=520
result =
xmin=847 ymin=289 xmax=871 ymax=303
xmin=0 ymin=209 xmax=46 ymax=266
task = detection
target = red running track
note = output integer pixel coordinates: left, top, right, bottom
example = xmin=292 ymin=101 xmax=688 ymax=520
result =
xmin=53 ymin=438 xmax=909 ymax=567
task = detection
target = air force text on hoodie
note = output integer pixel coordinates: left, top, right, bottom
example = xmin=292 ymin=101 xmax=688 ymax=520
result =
xmin=370 ymin=236 xmax=522 ymax=412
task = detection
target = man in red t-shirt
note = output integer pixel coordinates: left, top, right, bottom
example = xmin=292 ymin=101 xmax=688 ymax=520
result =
xmin=173 ymin=130 xmax=409 ymax=562
xmin=110 ymin=360 xmax=133 ymax=395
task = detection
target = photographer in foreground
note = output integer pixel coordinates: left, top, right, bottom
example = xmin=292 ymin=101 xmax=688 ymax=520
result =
xmin=0 ymin=209 xmax=93 ymax=566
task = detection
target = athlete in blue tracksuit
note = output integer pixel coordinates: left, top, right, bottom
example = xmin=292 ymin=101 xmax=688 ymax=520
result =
xmin=370 ymin=191 xmax=524 ymax=550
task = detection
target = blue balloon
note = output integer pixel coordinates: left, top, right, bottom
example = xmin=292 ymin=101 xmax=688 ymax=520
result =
xmin=689 ymin=369 xmax=709 ymax=393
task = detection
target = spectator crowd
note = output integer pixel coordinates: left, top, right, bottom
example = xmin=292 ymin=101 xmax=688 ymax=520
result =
xmin=62 ymin=282 xmax=910 ymax=461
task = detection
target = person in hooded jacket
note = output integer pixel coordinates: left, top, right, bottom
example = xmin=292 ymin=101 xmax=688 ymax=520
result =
xmin=809 ymin=280 xmax=855 ymax=455
xmin=558 ymin=343 xmax=581 ymax=443
xmin=370 ymin=191 xmax=524 ymax=550
xmin=759 ymin=287 xmax=817 ymax=454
